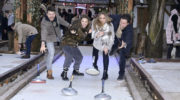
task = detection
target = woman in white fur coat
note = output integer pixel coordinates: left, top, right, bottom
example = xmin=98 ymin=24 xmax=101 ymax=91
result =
xmin=91 ymin=12 xmax=115 ymax=80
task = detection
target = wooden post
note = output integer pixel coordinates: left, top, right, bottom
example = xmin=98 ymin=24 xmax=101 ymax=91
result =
xmin=14 ymin=0 xmax=27 ymax=53
xmin=27 ymin=0 xmax=32 ymax=23
xmin=116 ymin=0 xmax=133 ymax=14
xmin=128 ymin=0 xmax=133 ymax=14
xmin=14 ymin=0 xmax=21 ymax=53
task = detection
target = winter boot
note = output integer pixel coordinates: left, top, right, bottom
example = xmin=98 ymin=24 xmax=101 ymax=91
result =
xmin=93 ymin=63 xmax=99 ymax=71
xmin=21 ymin=54 xmax=30 ymax=59
xmin=72 ymin=70 xmax=84 ymax=76
xmin=47 ymin=70 xmax=54 ymax=79
xmin=101 ymin=70 xmax=108 ymax=80
xmin=61 ymin=69 xmax=69 ymax=81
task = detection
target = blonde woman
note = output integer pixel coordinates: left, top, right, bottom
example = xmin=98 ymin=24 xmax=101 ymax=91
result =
xmin=91 ymin=12 xmax=115 ymax=80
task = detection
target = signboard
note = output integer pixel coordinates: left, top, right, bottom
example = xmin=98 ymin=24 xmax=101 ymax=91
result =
xmin=56 ymin=0 xmax=109 ymax=4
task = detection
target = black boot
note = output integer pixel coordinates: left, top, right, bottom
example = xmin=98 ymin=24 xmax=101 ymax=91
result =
xmin=117 ymin=74 xmax=124 ymax=80
xmin=21 ymin=55 xmax=30 ymax=59
xmin=101 ymin=70 xmax=108 ymax=80
xmin=93 ymin=64 xmax=99 ymax=71
xmin=61 ymin=71 xmax=69 ymax=81
xmin=72 ymin=70 xmax=84 ymax=76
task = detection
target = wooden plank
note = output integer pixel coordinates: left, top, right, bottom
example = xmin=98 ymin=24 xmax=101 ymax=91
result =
xmin=130 ymin=58 xmax=168 ymax=100
xmin=0 ymin=52 xmax=63 ymax=100
xmin=0 ymin=40 xmax=8 ymax=47
xmin=134 ymin=58 xmax=180 ymax=62
xmin=0 ymin=53 xmax=43 ymax=82
xmin=114 ymin=54 xmax=143 ymax=100
xmin=125 ymin=68 xmax=143 ymax=100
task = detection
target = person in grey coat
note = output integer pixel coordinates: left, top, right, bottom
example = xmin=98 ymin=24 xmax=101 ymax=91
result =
xmin=11 ymin=22 xmax=38 ymax=58
xmin=40 ymin=6 xmax=70 ymax=79
xmin=91 ymin=12 xmax=115 ymax=80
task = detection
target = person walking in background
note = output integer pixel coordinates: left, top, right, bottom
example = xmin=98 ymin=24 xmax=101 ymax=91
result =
xmin=1 ymin=11 xmax=8 ymax=40
xmin=166 ymin=5 xmax=180 ymax=59
xmin=5 ymin=10 xmax=14 ymax=51
xmin=66 ymin=9 xmax=74 ymax=24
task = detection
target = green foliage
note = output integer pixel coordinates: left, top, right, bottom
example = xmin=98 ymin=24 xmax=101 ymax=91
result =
xmin=116 ymin=0 xmax=129 ymax=14
xmin=27 ymin=0 xmax=41 ymax=27
xmin=13 ymin=0 xmax=21 ymax=22
xmin=27 ymin=0 xmax=41 ymax=52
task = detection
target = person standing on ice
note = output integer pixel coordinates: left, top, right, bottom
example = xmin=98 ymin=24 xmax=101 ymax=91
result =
xmin=60 ymin=15 xmax=91 ymax=81
xmin=40 ymin=6 xmax=70 ymax=80
xmin=91 ymin=12 xmax=115 ymax=80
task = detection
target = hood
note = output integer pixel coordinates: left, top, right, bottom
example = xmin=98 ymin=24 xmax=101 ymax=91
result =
xmin=171 ymin=9 xmax=178 ymax=15
xmin=14 ymin=22 xmax=22 ymax=30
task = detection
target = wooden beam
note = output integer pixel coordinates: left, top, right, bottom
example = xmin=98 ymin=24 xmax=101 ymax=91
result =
xmin=27 ymin=0 xmax=32 ymax=23
xmin=164 ymin=7 xmax=170 ymax=16
xmin=128 ymin=0 xmax=133 ymax=13
xmin=14 ymin=0 xmax=23 ymax=53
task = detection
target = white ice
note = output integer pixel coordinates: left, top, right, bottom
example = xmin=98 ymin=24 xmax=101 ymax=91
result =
xmin=11 ymin=46 xmax=133 ymax=100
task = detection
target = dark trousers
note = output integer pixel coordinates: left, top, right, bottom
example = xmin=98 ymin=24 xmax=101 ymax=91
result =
xmin=26 ymin=35 xmax=36 ymax=55
xmin=167 ymin=44 xmax=174 ymax=59
xmin=110 ymin=37 xmax=119 ymax=53
xmin=167 ymin=44 xmax=180 ymax=59
xmin=8 ymin=31 xmax=14 ymax=51
xmin=2 ymin=31 xmax=8 ymax=40
xmin=176 ymin=46 xmax=180 ymax=57
xmin=62 ymin=45 xmax=83 ymax=70
xmin=92 ymin=47 xmax=109 ymax=71
xmin=119 ymin=48 xmax=126 ymax=76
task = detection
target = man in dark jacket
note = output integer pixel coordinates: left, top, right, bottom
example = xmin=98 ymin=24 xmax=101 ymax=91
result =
xmin=112 ymin=14 xmax=133 ymax=80
xmin=109 ymin=14 xmax=121 ymax=55
xmin=66 ymin=9 xmax=74 ymax=24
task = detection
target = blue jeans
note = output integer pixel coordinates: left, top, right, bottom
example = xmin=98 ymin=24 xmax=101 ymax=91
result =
xmin=118 ymin=48 xmax=126 ymax=76
xmin=46 ymin=42 xmax=55 ymax=70
xmin=25 ymin=35 xmax=36 ymax=55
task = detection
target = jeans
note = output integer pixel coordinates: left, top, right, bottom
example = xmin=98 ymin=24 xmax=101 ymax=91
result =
xmin=46 ymin=42 xmax=55 ymax=70
xmin=118 ymin=48 xmax=126 ymax=76
xmin=92 ymin=47 xmax=109 ymax=71
xmin=62 ymin=45 xmax=83 ymax=70
xmin=25 ymin=35 xmax=36 ymax=55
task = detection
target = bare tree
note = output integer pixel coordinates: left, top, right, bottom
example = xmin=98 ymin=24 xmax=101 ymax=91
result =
xmin=144 ymin=0 xmax=166 ymax=58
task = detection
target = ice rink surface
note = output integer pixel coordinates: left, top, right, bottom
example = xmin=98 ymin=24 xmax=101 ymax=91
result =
xmin=11 ymin=46 xmax=133 ymax=100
